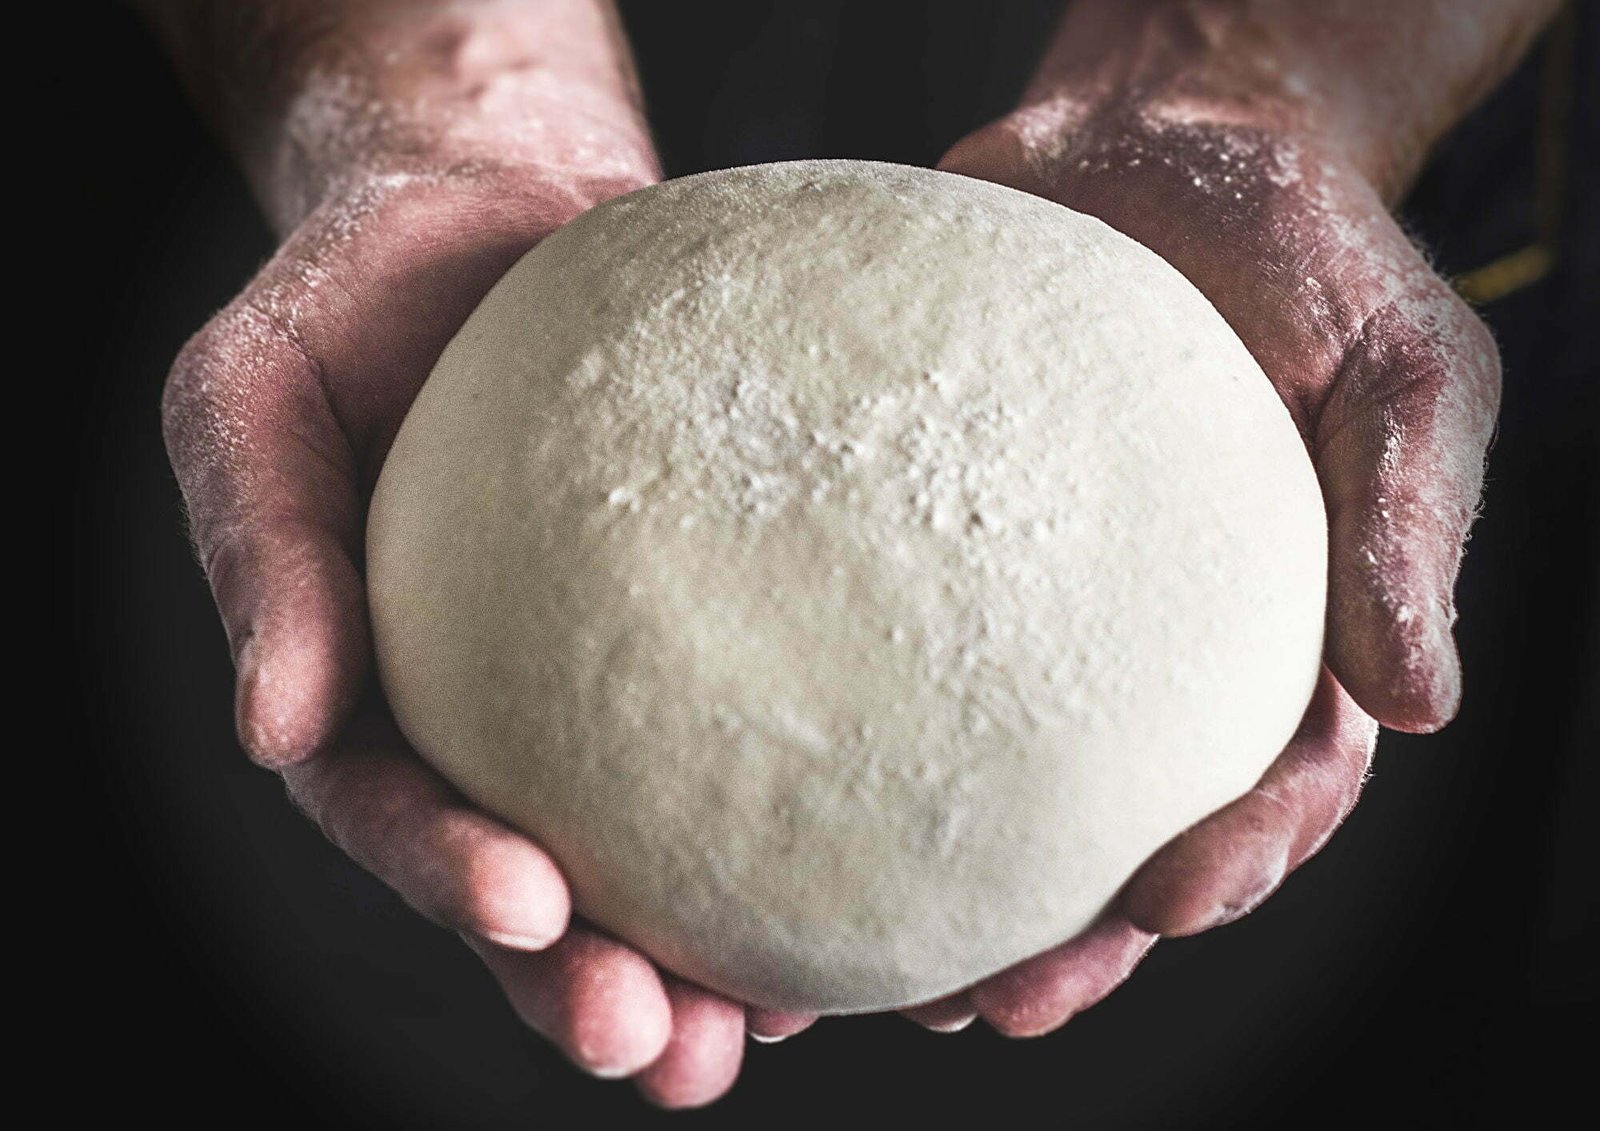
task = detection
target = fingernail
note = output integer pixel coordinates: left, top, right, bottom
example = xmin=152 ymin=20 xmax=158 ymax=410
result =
xmin=750 ymin=1030 xmax=789 ymax=1044
xmin=925 ymin=1014 xmax=977 ymax=1034
xmin=479 ymin=928 xmax=561 ymax=951
xmin=586 ymin=1061 xmax=636 ymax=1080
xmin=981 ymin=1011 xmax=1064 ymax=1040
xmin=574 ymin=1039 xmax=653 ymax=1080
xmin=1198 ymin=859 xmax=1288 ymax=932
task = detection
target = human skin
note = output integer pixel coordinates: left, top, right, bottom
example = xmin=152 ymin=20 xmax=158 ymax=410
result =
xmin=144 ymin=0 xmax=1557 ymax=1109
xmin=919 ymin=0 xmax=1558 ymax=1037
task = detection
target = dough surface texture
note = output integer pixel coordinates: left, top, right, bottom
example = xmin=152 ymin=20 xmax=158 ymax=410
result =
xmin=368 ymin=160 xmax=1326 ymax=1013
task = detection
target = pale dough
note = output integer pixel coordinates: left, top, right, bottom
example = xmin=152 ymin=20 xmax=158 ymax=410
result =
xmin=367 ymin=160 xmax=1326 ymax=1013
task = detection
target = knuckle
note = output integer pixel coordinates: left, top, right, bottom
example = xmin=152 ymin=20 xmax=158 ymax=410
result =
xmin=159 ymin=295 xmax=321 ymax=476
xmin=1456 ymin=307 xmax=1503 ymax=427
xmin=199 ymin=520 xmax=253 ymax=599
xmin=163 ymin=302 xmax=265 ymax=423
xmin=160 ymin=292 xmax=352 ymax=577
xmin=1325 ymin=287 xmax=1502 ymax=467
xmin=311 ymin=755 xmax=407 ymax=865
xmin=939 ymin=115 xmax=1036 ymax=185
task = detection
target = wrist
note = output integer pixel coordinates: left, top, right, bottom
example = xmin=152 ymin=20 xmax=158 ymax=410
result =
xmin=141 ymin=0 xmax=658 ymax=235
xmin=1016 ymin=0 xmax=1557 ymax=206
xmin=260 ymin=69 xmax=657 ymax=238
xmin=1012 ymin=2 xmax=1382 ymax=196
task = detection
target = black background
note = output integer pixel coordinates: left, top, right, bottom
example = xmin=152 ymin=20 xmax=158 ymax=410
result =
xmin=68 ymin=2 xmax=1595 ymax=1126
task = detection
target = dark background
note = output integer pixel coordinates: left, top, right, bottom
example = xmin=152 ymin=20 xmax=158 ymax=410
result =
xmin=69 ymin=2 xmax=1595 ymax=1126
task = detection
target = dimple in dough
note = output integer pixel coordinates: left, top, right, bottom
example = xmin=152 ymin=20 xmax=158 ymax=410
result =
xmin=367 ymin=160 xmax=1327 ymax=1014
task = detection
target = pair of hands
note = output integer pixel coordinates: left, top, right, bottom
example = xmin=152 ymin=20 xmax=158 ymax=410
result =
xmin=162 ymin=96 xmax=1497 ymax=1106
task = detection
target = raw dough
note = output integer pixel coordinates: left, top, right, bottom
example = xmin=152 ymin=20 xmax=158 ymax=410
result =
xmin=367 ymin=160 xmax=1326 ymax=1013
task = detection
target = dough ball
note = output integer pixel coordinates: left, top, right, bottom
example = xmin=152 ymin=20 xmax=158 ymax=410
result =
xmin=367 ymin=160 xmax=1326 ymax=1013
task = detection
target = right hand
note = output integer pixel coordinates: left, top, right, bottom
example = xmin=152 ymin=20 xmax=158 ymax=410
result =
xmin=162 ymin=162 xmax=768 ymax=1107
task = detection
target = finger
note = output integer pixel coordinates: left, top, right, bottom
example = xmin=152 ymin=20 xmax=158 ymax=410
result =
xmin=466 ymin=928 xmax=672 ymax=1079
xmin=635 ymin=979 xmax=747 ymax=1109
xmin=901 ymin=992 xmax=978 ymax=1033
xmin=1120 ymin=669 xmax=1377 ymax=936
xmin=1316 ymin=286 xmax=1501 ymax=732
xmin=282 ymin=715 xmax=570 ymax=947
xmin=970 ymin=918 xmax=1156 ymax=1038
xmin=937 ymin=118 xmax=1037 ymax=192
xmin=746 ymin=1007 xmax=817 ymax=1043
xmin=163 ymin=298 xmax=366 ymax=768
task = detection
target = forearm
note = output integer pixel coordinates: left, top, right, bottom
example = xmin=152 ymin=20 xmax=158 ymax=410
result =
xmin=1026 ymin=0 xmax=1560 ymax=202
xmin=134 ymin=0 xmax=658 ymax=233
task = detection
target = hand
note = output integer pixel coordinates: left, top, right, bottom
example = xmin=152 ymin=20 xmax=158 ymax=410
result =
xmin=164 ymin=164 xmax=767 ymax=1107
xmin=891 ymin=68 xmax=1500 ymax=1036
xmin=153 ymin=0 xmax=784 ymax=1105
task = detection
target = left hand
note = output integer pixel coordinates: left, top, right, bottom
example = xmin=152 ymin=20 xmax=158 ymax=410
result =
xmin=844 ymin=89 xmax=1497 ymax=1038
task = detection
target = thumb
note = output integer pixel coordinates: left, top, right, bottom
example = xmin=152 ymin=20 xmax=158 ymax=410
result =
xmin=163 ymin=296 xmax=367 ymax=768
xmin=1315 ymin=285 xmax=1501 ymax=732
